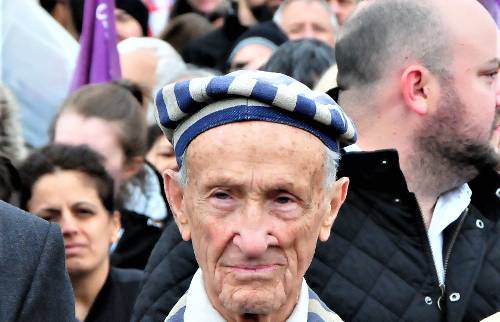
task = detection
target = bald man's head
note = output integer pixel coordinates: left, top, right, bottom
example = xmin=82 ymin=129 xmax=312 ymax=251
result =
xmin=336 ymin=0 xmax=450 ymax=92
xmin=336 ymin=0 xmax=499 ymax=94
xmin=335 ymin=0 xmax=500 ymax=183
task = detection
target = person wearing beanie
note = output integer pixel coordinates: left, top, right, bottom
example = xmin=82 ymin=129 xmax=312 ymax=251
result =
xmin=115 ymin=0 xmax=149 ymax=41
xmin=132 ymin=70 xmax=356 ymax=321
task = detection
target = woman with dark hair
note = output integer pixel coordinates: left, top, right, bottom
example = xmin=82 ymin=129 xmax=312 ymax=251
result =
xmin=19 ymin=144 xmax=142 ymax=322
xmin=51 ymin=83 xmax=166 ymax=269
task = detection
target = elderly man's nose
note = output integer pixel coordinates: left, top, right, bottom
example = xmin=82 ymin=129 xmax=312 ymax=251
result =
xmin=233 ymin=205 xmax=278 ymax=257
xmin=233 ymin=231 xmax=278 ymax=258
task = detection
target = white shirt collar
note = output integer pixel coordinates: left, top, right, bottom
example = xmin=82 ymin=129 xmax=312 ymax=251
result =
xmin=342 ymin=143 xmax=362 ymax=153
xmin=184 ymin=269 xmax=310 ymax=322
xmin=429 ymin=184 xmax=471 ymax=285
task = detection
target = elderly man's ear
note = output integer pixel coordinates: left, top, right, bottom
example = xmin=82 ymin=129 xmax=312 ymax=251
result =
xmin=163 ymin=169 xmax=191 ymax=241
xmin=318 ymin=177 xmax=349 ymax=242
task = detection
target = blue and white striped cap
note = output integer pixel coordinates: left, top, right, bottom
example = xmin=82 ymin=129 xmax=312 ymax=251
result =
xmin=155 ymin=70 xmax=357 ymax=166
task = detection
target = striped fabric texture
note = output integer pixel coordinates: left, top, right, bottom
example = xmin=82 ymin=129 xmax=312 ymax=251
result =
xmin=165 ymin=288 xmax=343 ymax=322
xmin=155 ymin=70 xmax=357 ymax=166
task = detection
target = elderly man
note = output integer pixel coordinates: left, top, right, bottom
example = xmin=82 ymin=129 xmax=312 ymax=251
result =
xmin=273 ymin=0 xmax=339 ymax=47
xmin=153 ymin=71 xmax=356 ymax=321
xmin=306 ymin=0 xmax=500 ymax=321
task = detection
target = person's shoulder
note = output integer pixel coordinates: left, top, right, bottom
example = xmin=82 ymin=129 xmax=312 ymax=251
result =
xmin=107 ymin=268 xmax=144 ymax=311
xmin=0 ymin=201 xmax=53 ymax=241
xmin=110 ymin=267 xmax=144 ymax=283
xmin=307 ymin=288 xmax=344 ymax=322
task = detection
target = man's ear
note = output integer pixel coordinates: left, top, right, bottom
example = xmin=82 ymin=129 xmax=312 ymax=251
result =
xmin=319 ymin=177 xmax=349 ymax=242
xmin=400 ymin=65 xmax=434 ymax=115
xmin=164 ymin=169 xmax=191 ymax=241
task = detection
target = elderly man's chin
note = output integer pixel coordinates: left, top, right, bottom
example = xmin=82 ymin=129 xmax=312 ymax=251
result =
xmin=219 ymin=285 xmax=287 ymax=315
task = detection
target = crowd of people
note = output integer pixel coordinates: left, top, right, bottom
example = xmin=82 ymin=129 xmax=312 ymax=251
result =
xmin=0 ymin=0 xmax=499 ymax=321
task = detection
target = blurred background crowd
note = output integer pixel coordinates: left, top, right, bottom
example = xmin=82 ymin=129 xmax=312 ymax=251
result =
xmin=0 ymin=0 xmax=498 ymax=321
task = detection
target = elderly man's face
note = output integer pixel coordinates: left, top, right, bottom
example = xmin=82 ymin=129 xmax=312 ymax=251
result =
xmin=165 ymin=121 xmax=347 ymax=319
xmin=280 ymin=0 xmax=336 ymax=47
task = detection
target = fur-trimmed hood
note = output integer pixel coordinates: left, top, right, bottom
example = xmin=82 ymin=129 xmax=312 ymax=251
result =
xmin=0 ymin=85 xmax=27 ymax=164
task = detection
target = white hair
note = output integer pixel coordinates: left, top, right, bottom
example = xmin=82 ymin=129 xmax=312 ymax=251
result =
xmin=117 ymin=37 xmax=187 ymax=89
xmin=177 ymin=145 xmax=339 ymax=189
xmin=117 ymin=37 xmax=188 ymax=124
xmin=273 ymin=0 xmax=340 ymax=35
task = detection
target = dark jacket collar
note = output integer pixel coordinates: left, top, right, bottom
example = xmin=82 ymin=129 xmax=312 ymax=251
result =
xmin=338 ymin=149 xmax=411 ymax=194
xmin=469 ymin=168 xmax=500 ymax=220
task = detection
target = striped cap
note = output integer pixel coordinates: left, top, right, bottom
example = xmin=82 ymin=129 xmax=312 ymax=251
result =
xmin=155 ymin=70 xmax=357 ymax=166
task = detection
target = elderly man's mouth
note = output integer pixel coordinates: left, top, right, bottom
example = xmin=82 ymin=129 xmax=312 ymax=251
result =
xmin=227 ymin=264 xmax=282 ymax=278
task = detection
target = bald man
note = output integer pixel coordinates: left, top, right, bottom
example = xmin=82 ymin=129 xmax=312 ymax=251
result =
xmin=306 ymin=0 xmax=500 ymax=321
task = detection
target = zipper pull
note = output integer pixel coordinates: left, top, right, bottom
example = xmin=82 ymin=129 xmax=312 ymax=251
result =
xmin=437 ymin=284 xmax=445 ymax=311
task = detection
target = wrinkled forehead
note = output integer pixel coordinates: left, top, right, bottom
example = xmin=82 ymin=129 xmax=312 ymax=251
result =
xmin=184 ymin=121 xmax=328 ymax=172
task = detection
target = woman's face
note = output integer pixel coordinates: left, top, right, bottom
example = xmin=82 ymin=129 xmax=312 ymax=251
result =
xmin=188 ymin=0 xmax=223 ymax=15
xmin=53 ymin=112 xmax=129 ymax=186
xmin=115 ymin=8 xmax=144 ymax=41
xmin=28 ymin=170 xmax=120 ymax=277
xmin=146 ymin=135 xmax=178 ymax=174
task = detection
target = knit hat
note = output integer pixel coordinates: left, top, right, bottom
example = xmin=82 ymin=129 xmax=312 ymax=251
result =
xmin=115 ymin=0 xmax=149 ymax=36
xmin=154 ymin=70 xmax=357 ymax=166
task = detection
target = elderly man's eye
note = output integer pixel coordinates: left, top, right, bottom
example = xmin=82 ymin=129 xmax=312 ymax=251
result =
xmin=209 ymin=190 xmax=236 ymax=211
xmin=275 ymin=195 xmax=293 ymax=204
xmin=271 ymin=193 xmax=300 ymax=217
xmin=213 ymin=191 xmax=231 ymax=200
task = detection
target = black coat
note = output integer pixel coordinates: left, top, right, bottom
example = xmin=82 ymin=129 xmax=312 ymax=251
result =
xmin=131 ymin=220 xmax=196 ymax=322
xmin=111 ymin=163 xmax=170 ymax=270
xmin=84 ymin=267 xmax=143 ymax=322
xmin=306 ymin=151 xmax=500 ymax=322
xmin=111 ymin=209 xmax=164 ymax=270
xmin=0 ymin=201 xmax=76 ymax=322
xmin=131 ymin=151 xmax=500 ymax=322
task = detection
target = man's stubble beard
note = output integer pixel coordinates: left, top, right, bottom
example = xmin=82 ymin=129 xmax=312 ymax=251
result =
xmin=412 ymin=79 xmax=499 ymax=192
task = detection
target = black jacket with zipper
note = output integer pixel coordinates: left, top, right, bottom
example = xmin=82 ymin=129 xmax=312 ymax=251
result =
xmin=132 ymin=150 xmax=500 ymax=322
xmin=306 ymin=150 xmax=500 ymax=322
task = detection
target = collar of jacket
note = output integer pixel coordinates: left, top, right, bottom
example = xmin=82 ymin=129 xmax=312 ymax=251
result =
xmin=469 ymin=168 xmax=500 ymax=220
xmin=338 ymin=149 xmax=411 ymax=194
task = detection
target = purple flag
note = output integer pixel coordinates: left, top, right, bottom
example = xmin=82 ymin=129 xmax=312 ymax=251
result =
xmin=479 ymin=0 xmax=500 ymax=27
xmin=70 ymin=0 xmax=121 ymax=92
